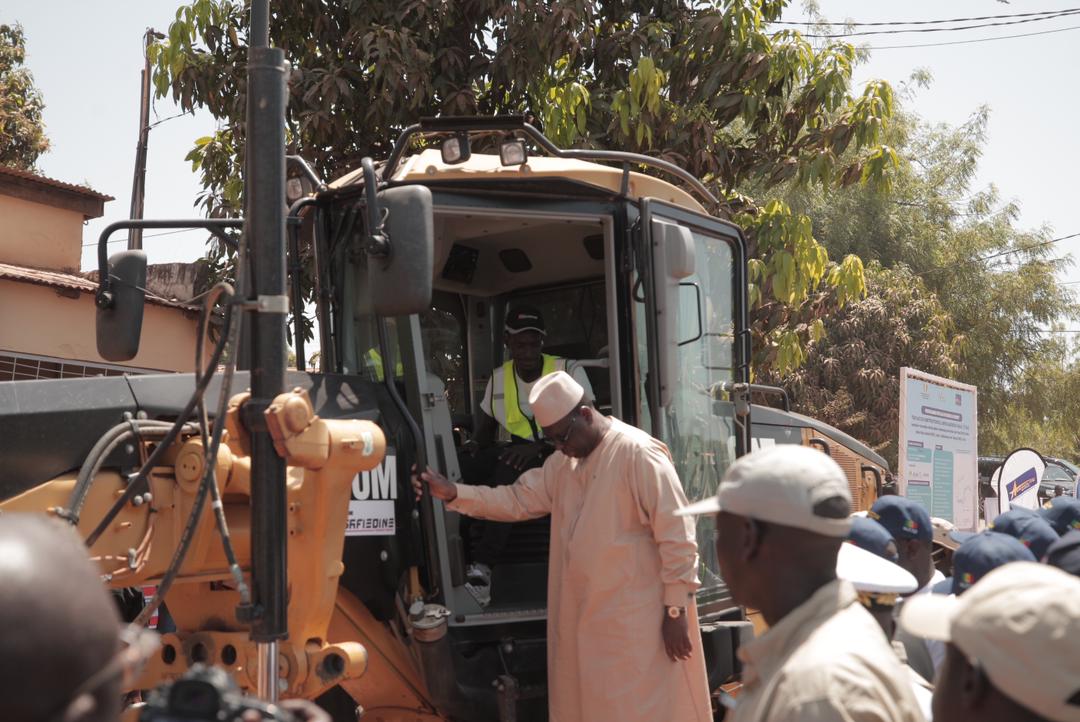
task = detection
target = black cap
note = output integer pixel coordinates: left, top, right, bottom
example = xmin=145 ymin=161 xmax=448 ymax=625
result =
xmin=505 ymin=306 xmax=545 ymax=335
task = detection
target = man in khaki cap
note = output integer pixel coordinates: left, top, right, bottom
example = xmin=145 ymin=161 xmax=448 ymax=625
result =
xmin=413 ymin=371 xmax=710 ymax=722
xmin=900 ymin=562 xmax=1080 ymax=722
xmin=678 ymin=446 xmax=923 ymax=722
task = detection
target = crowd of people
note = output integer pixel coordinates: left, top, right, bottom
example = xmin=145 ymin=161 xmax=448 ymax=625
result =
xmin=2 ymin=305 xmax=1078 ymax=721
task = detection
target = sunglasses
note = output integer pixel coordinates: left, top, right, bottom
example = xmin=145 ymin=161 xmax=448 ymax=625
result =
xmin=544 ymin=411 xmax=580 ymax=445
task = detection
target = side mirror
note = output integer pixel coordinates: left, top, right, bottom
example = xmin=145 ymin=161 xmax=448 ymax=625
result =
xmin=650 ymin=219 xmax=696 ymax=408
xmin=362 ymin=185 xmax=435 ymax=317
xmin=96 ymin=250 xmax=148 ymax=361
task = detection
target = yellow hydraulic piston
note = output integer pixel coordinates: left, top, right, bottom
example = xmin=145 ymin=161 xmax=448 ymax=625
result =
xmin=1 ymin=387 xmax=385 ymax=700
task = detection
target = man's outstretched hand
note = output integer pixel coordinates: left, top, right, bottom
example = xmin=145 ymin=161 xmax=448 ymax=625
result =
xmin=412 ymin=465 xmax=458 ymax=502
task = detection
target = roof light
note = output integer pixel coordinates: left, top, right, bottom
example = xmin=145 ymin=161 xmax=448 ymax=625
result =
xmin=440 ymin=133 xmax=471 ymax=165
xmin=499 ymin=139 xmax=528 ymax=167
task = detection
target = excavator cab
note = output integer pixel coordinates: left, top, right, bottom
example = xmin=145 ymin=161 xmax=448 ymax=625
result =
xmin=318 ymin=118 xmax=754 ymax=719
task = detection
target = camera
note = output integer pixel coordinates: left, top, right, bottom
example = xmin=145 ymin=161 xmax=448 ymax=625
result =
xmin=139 ymin=665 xmax=297 ymax=722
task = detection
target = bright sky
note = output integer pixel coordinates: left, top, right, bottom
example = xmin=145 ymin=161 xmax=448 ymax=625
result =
xmin=6 ymin=0 xmax=1079 ymax=287
xmin=780 ymin=0 xmax=1080 ymax=285
xmin=5 ymin=0 xmax=215 ymax=271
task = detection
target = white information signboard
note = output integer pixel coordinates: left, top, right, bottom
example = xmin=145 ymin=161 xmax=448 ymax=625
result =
xmin=898 ymin=368 xmax=979 ymax=531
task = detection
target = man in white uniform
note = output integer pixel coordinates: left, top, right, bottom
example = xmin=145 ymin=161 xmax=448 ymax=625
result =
xmin=900 ymin=562 xmax=1080 ymax=722
xmin=870 ymin=495 xmax=946 ymax=676
xmin=678 ymin=446 xmax=924 ymax=722
xmin=459 ymin=306 xmax=592 ymax=603
xmin=415 ymin=371 xmax=711 ymax=722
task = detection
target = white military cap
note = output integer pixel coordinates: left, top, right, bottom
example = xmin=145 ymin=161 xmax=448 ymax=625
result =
xmin=529 ymin=371 xmax=585 ymax=428
xmin=901 ymin=562 xmax=1080 ymax=722
xmin=677 ymin=446 xmax=853 ymax=538
xmin=837 ymin=541 xmax=918 ymax=595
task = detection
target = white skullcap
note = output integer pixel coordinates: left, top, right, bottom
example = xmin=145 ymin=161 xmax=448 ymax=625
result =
xmin=529 ymin=370 xmax=585 ymax=428
xmin=901 ymin=562 xmax=1080 ymax=722
xmin=677 ymin=445 xmax=853 ymax=537
xmin=837 ymin=542 xmax=918 ymax=594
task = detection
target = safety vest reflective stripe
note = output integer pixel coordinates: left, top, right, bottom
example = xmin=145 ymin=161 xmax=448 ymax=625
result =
xmin=502 ymin=354 xmax=559 ymax=440
xmin=367 ymin=348 xmax=404 ymax=381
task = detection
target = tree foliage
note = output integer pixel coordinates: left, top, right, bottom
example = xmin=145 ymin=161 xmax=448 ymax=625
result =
xmin=152 ymin=0 xmax=898 ymax=368
xmin=760 ymin=263 xmax=958 ymax=467
xmin=0 ymin=23 xmax=49 ymax=170
xmin=764 ymin=99 xmax=1077 ymax=459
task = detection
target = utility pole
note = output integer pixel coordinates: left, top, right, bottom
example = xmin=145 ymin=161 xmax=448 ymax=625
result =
xmin=127 ymin=28 xmax=163 ymax=251
xmin=244 ymin=0 xmax=290 ymax=703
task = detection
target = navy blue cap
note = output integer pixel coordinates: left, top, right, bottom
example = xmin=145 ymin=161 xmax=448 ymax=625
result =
xmin=1044 ymin=529 xmax=1080 ymax=577
xmin=951 ymin=531 xmax=1036 ymax=595
xmin=1039 ymin=496 xmax=1080 ymax=536
xmin=846 ymin=517 xmax=900 ymax=563
xmin=990 ymin=509 xmax=1060 ymax=560
xmin=869 ymin=496 xmax=933 ymax=543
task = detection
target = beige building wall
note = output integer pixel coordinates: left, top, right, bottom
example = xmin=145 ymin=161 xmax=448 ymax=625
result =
xmin=0 ymin=195 xmax=83 ymax=272
xmin=0 ymin=280 xmax=202 ymax=373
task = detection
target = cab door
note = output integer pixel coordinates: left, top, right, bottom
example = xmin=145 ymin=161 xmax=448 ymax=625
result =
xmin=633 ymin=198 xmax=750 ymax=603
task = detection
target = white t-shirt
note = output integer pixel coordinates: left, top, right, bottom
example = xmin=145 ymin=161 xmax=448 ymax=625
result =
xmin=480 ymin=361 xmax=594 ymax=435
xmin=913 ymin=568 xmax=947 ymax=673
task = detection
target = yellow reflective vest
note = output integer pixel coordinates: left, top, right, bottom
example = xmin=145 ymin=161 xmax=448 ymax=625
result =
xmin=502 ymin=354 xmax=559 ymax=440
xmin=366 ymin=348 xmax=404 ymax=381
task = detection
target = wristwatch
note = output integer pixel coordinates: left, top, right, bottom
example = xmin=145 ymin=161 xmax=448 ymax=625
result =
xmin=665 ymin=605 xmax=686 ymax=619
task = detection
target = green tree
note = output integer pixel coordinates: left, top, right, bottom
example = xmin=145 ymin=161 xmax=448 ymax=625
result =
xmin=759 ymin=263 xmax=958 ymax=467
xmin=0 ymin=23 xmax=49 ymax=170
xmin=151 ymin=0 xmax=897 ymax=369
xmin=980 ymin=336 xmax=1080 ymax=461
xmin=765 ymin=98 xmax=1076 ymax=455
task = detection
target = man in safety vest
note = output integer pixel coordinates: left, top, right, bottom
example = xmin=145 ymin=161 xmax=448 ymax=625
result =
xmin=459 ymin=305 xmax=593 ymax=605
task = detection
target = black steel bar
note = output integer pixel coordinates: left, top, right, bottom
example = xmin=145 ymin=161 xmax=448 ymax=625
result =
xmin=286 ymin=155 xmax=327 ymax=191
xmin=245 ymin=0 xmax=289 ymax=647
xmin=379 ymin=117 xmax=720 ymax=209
xmin=287 ymin=197 xmax=318 ymax=372
xmin=95 ymin=218 xmax=241 ymax=305
xmin=418 ymin=115 xmax=525 ymax=132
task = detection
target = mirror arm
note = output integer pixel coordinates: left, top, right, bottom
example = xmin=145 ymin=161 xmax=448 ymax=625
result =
xmin=676 ymin=282 xmax=704 ymax=347
xmin=285 ymin=155 xmax=327 ymax=192
xmin=95 ymin=218 xmax=244 ymax=308
xmin=361 ymin=157 xmax=390 ymax=257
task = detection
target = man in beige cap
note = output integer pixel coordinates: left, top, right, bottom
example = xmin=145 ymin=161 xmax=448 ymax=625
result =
xmin=678 ymin=446 xmax=923 ymax=722
xmin=900 ymin=562 xmax=1080 ymax=722
xmin=413 ymin=371 xmax=710 ymax=722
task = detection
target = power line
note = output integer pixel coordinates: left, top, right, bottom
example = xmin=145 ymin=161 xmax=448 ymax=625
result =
xmin=865 ymin=23 xmax=1080 ymax=49
xmin=771 ymin=7 xmax=1080 ymax=27
xmin=799 ymin=9 xmax=1080 ymax=38
xmin=81 ymin=227 xmax=206 ymax=248
xmin=919 ymin=232 xmax=1080 ymax=276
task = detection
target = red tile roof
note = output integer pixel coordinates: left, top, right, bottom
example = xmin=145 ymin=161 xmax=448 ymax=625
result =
xmin=0 ymin=164 xmax=114 ymax=201
xmin=0 ymin=262 xmax=196 ymax=310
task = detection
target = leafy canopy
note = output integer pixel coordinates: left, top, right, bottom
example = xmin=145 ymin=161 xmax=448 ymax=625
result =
xmin=152 ymin=0 xmax=897 ymax=366
xmin=763 ymin=97 xmax=1077 ymax=461
xmin=0 ymin=23 xmax=49 ymax=170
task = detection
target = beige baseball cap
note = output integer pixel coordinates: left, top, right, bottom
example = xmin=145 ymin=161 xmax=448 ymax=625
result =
xmin=676 ymin=445 xmax=853 ymax=537
xmin=900 ymin=562 xmax=1080 ymax=722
